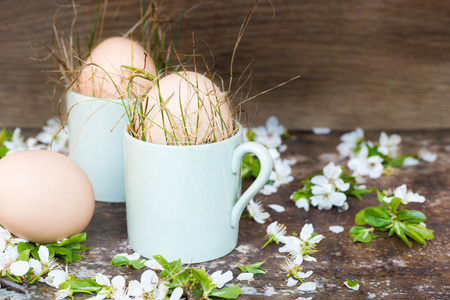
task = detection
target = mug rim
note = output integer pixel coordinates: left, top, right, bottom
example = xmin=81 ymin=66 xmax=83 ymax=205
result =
xmin=66 ymin=89 xmax=126 ymax=103
xmin=124 ymin=121 xmax=244 ymax=149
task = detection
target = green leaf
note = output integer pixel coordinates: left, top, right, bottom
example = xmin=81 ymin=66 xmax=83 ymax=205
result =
xmin=48 ymin=233 xmax=86 ymax=247
xmin=111 ymin=255 xmax=130 ymax=267
xmin=191 ymin=268 xmax=211 ymax=293
xmin=59 ymin=277 xmax=102 ymax=294
xmin=210 ymin=285 xmax=242 ymax=299
xmin=18 ymin=249 xmax=31 ymax=261
xmin=390 ymin=197 xmax=402 ymax=214
xmin=402 ymin=224 xmax=426 ymax=245
xmin=0 ymin=127 xmax=7 ymax=144
xmin=349 ymin=226 xmax=378 ymax=243
xmin=153 ymin=255 xmax=171 ymax=271
xmin=375 ymin=188 xmax=387 ymax=204
xmin=397 ymin=210 xmax=426 ymax=223
xmin=241 ymin=153 xmax=261 ymax=179
xmin=53 ymin=247 xmax=74 ymax=263
xmin=17 ymin=242 xmax=35 ymax=253
xmin=355 ymin=209 xmax=367 ymax=225
xmin=346 ymin=278 xmax=359 ymax=288
xmin=246 ymin=129 xmax=257 ymax=142
xmin=364 ymin=207 xmax=392 ymax=227
xmin=404 ymin=224 xmax=434 ymax=245
xmin=393 ymin=221 xmax=412 ymax=247
xmin=0 ymin=145 xmax=9 ymax=158
xmin=130 ymin=259 xmax=147 ymax=270
xmin=237 ymin=261 xmax=266 ymax=275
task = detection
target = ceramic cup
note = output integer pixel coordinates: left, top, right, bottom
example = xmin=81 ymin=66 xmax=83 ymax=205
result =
xmin=66 ymin=90 xmax=126 ymax=203
xmin=123 ymin=126 xmax=273 ymax=263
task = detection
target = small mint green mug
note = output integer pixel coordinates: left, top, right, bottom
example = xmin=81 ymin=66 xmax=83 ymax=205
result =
xmin=123 ymin=125 xmax=273 ymax=263
xmin=66 ymin=90 xmax=126 ymax=203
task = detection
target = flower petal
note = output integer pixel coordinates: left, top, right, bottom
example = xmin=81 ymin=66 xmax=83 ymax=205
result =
xmin=9 ymin=260 xmax=29 ymax=276
xmin=329 ymin=226 xmax=344 ymax=233
xmin=297 ymin=282 xmax=316 ymax=291
xmin=145 ymin=259 xmax=163 ymax=270
xmin=38 ymin=245 xmax=49 ymax=264
xmin=287 ymin=277 xmax=298 ymax=287
xmin=300 ymin=224 xmax=314 ymax=241
xmin=268 ymin=204 xmax=285 ymax=213
xmin=169 ymin=287 xmax=184 ymax=300
xmin=237 ymin=273 xmax=254 ymax=281
xmin=111 ymin=275 xmax=126 ymax=290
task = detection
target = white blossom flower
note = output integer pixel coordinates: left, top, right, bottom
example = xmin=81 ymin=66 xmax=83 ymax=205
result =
xmin=383 ymin=184 xmax=425 ymax=205
xmin=337 ymin=128 xmax=364 ymax=158
xmin=297 ymin=282 xmax=316 ymax=291
xmin=236 ymin=272 xmax=254 ymax=281
xmin=272 ymin=159 xmax=294 ymax=187
xmin=247 ymin=199 xmax=270 ymax=224
xmin=210 ymin=270 xmax=233 ymax=289
xmin=38 ymin=245 xmax=58 ymax=270
xmin=259 ymin=184 xmax=278 ymax=195
xmin=403 ymin=157 xmax=420 ymax=166
xmin=9 ymin=260 xmax=29 ymax=276
xmin=300 ymin=223 xmax=324 ymax=246
xmin=279 ymin=237 xmax=303 ymax=265
xmin=418 ymin=149 xmax=437 ymax=162
xmin=43 ymin=265 xmax=71 ymax=289
xmin=268 ymin=204 xmax=285 ymax=213
xmin=0 ymin=245 xmax=19 ymax=272
xmin=348 ymin=144 xmax=384 ymax=179
xmin=252 ymin=116 xmax=285 ymax=149
xmin=312 ymin=162 xmax=349 ymax=192
xmin=153 ymin=282 xmax=169 ymax=300
xmin=128 ymin=270 xmax=159 ymax=298
xmin=266 ymin=221 xmax=287 ymax=244
xmin=144 ymin=259 xmax=163 ymax=271
xmin=378 ymin=132 xmax=401 ymax=158
xmin=37 ymin=118 xmax=70 ymax=155
xmin=310 ymin=183 xmax=347 ymax=210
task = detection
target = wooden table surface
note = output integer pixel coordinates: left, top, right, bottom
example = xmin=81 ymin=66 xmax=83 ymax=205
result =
xmin=1 ymin=129 xmax=449 ymax=300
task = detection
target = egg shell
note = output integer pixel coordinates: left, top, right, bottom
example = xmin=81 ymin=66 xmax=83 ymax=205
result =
xmin=78 ymin=36 xmax=156 ymax=99
xmin=0 ymin=150 xmax=95 ymax=244
xmin=142 ymin=71 xmax=233 ymax=145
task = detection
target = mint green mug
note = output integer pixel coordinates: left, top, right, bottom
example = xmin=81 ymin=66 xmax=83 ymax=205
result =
xmin=66 ymin=90 xmax=126 ymax=203
xmin=123 ymin=125 xmax=273 ymax=263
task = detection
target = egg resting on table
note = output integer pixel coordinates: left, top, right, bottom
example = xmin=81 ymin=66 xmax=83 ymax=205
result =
xmin=141 ymin=71 xmax=233 ymax=145
xmin=77 ymin=36 xmax=156 ymax=99
xmin=0 ymin=150 xmax=95 ymax=244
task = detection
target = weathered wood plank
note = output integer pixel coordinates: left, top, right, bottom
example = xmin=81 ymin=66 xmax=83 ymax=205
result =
xmin=1 ymin=0 xmax=450 ymax=129
xmin=1 ymin=129 xmax=448 ymax=299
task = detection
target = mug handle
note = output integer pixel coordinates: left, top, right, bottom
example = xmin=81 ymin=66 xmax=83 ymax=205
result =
xmin=230 ymin=142 xmax=274 ymax=228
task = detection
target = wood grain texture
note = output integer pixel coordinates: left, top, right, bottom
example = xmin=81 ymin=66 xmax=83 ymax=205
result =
xmin=0 ymin=0 xmax=450 ymax=129
xmin=1 ymin=129 xmax=448 ymax=299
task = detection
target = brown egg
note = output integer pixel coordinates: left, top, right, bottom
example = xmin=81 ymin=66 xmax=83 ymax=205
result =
xmin=77 ymin=36 xmax=156 ymax=99
xmin=142 ymin=71 xmax=233 ymax=145
xmin=0 ymin=150 xmax=95 ymax=244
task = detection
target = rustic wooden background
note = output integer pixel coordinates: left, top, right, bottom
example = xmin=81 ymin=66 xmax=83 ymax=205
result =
xmin=1 ymin=0 xmax=449 ymax=130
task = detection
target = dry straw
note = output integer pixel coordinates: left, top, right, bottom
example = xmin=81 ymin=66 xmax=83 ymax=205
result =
xmin=37 ymin=0 xmax=298 ymax=146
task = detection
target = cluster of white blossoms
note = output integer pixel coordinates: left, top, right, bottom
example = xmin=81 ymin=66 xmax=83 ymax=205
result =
xmin=337 ymin=128 xmax=437 ymax=181
xmin=294 ymin=162 xmax=351 ymax=212
xmin=244 ymin=116 xmax=295 ymax=196
xmin=265 ymin=222 xmax=323 ymax=292
xmin=1 ymin=226 xmax=62 ymax=290
xmin=3 ymin=118 xmax=69 ymax=156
